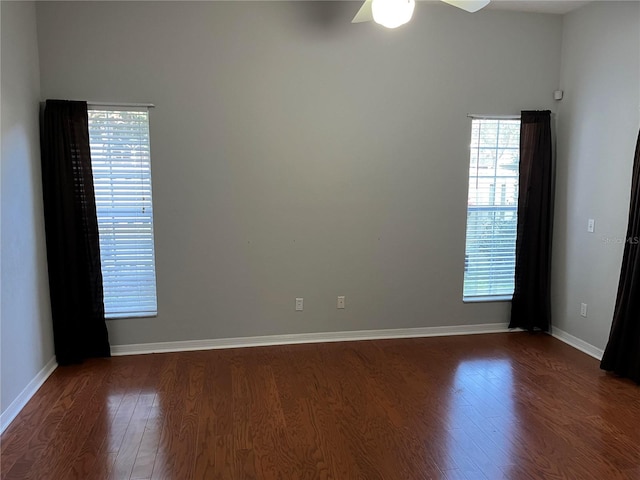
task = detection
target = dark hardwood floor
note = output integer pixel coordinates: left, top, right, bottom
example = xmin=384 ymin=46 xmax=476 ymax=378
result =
xmin=1 ymin=332 xmax=639 ymax=479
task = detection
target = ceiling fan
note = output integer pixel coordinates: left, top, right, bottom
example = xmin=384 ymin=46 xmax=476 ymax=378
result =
xmin=352 ymin=0 xmax=490 ymax=29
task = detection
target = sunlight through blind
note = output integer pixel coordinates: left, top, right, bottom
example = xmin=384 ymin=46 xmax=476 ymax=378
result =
xmin=464 ymin=118 xmax=520 ymax=299
xmin=88 ymin=108 xmax=157 ymax=318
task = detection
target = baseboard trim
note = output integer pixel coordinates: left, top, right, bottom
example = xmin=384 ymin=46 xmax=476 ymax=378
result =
xmin=551 ymin=327 xmax=604 ymax=360
xmin=111 ymin=323 xmax=511 ymax=356
xmin=0 ymin=356 xmax=57 ymax=434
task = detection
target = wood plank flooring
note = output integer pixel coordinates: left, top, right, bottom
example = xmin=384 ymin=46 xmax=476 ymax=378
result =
xmin=1 ymin=332 xmax=639 ymax=479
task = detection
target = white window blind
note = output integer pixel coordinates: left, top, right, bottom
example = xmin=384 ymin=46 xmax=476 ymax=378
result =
xmin=88 ymin=108 xmax=157 ymax=318
xmin=463 ymin=118 xmax=520 ymax=300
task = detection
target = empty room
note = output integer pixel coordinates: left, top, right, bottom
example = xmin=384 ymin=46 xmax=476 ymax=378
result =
xmin=1 ymin=0 xmax=639 ymax=478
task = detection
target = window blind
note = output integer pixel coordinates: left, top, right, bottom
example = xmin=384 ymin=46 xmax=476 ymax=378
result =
xmin=88 ymin=108 xmax=157 ymax=318
xmin=463 ymin=118 xmax=520 ymax=299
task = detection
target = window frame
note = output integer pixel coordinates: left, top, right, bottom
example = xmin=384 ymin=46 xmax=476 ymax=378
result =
xmin=463 ymin=115 xmax=521 ymax=303
xmin=87 ymin=105 xmax=158 ymax=320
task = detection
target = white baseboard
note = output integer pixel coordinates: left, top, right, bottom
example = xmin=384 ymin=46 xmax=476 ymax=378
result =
xmin=551 ymin=327 xmax=604 ymax=360
xmin=0 ymin=356 xmax=57 ymax=434
xmin=111 ymin=323 xmax=511 ymax=356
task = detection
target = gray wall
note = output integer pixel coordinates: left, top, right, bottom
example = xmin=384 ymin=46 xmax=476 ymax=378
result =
xmin=552 ymin=1 xmax=640 ymax=350
xmin=1 ymin=2 xmax=55 ymax=415
xmin=36 ymin=1 xmax=562 ymax=346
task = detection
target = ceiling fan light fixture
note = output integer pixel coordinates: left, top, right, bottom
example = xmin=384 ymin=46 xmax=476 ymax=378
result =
xmin=372 ymin=0 xmax=416 ymax=29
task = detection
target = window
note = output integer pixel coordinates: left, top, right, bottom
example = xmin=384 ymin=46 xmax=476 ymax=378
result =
xmin=463 ymin=118 xmax=520 ymax=301
xmin=88 ymin=108 xmax=157 ymax=318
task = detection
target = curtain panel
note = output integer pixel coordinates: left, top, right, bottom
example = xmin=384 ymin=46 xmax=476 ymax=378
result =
xmin=40 ymin=100 xmax=110 ymax=365
xmin=509 ymin=110 xmax=553 ymax=332
xmin=601 ymin=130 xmax=640 ymax=383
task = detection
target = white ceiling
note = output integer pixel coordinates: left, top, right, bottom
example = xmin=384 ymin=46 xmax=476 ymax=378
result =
xmin=485 ymin=1 xmax=593 ymax=15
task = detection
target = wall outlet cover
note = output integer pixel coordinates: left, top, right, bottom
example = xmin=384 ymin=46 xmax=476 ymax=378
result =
xmin=580 ymin=303 xmax=587 ymax=317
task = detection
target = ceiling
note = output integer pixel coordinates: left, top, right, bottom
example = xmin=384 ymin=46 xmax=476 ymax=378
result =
xmin=485 ymin=1 xmax=593 ymax=15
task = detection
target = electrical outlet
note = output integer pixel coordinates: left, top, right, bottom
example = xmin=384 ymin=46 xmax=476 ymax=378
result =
xmin=588 ymin=219 xmax=595 ymax=233
xmin=580 ymin=303 xmax=587 ymax=317
xmin=337 ymin=296 xmax=345 ymax=309
xmin=295 ymin=298 xmax=303 ymax=311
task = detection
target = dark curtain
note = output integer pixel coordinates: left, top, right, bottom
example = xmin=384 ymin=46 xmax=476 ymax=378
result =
xmin=41 ymin=100 xmax=110 ymax=365
xmin=601 ymin=130 xmax=640 ymax=383
xmin=509 ymin=110 xmax=553 ymax=332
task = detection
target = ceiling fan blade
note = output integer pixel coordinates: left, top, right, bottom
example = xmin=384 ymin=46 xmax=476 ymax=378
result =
xmin=352 ymin=0 xmax=374 ymax=23
xmin=440 ymin=0 xmax=490 ymax=13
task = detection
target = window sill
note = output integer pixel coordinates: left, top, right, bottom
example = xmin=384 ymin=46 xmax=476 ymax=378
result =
xmin=463 ymin=295 xmax=513 ymax=303
xmin=106 ymin=313 xmax=157 ymax=320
